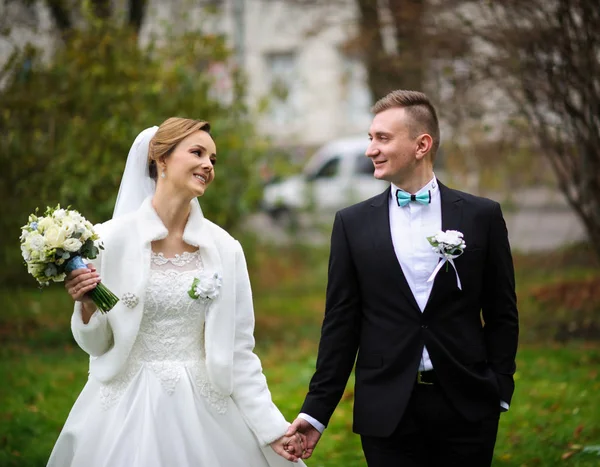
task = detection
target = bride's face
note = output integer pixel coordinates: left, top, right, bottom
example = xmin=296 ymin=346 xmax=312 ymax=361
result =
xmin=161 ymin=130 xmax=217 ymax=197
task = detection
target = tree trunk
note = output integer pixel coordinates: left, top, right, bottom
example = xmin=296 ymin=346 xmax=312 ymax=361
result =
xmin=45 ymin=0 xmax=72 ymax=36
xmin=387 ymin=0 xmax=425 ymax=91
xmin=128 ymin=0 xmax=147 ymax=33
xmin=90 ymin=0 xmax=111 ymax=19
xmin=356 ymin=0 xmax=394 ymax=99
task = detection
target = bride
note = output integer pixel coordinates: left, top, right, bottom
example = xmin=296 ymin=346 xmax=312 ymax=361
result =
xmin=47 ymin=118 xmax=306 ymax=466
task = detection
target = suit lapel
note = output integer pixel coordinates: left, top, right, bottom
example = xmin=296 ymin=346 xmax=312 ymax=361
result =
xmin=369 ymin=187 xmax=421 ymax=314
xmin=440 ymin=182 xmax=463 ymax=236
xmin=423 ymin=182 xmax=463 ymax=314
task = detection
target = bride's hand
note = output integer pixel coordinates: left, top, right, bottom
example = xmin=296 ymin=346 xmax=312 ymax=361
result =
xmin=65 ymin=265 xmax=100 ymax=321
xmin=270 ymin=432 xmax=305 ymax=463
xmin=65 ymin=264 xmax=100 ymax=303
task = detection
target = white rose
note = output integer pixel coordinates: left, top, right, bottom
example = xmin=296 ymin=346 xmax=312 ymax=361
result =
xmin=79 ymin=222 xmax=95 ymax=241
xmin=62 ymin=220 xmax=76 ymax=236
xmin=79 ymin=230 xmax=93 ymax=242
xmin=53 ymin=209 xmax=66 ymax=220
xmin=36 ymin=217 xmax=53 ymax=232
xmin=445 ymin=237 xmax=461 ymax=247
xmin=69 ymin=212 xmax=83 ymax=223
xmin=45 ymin=226 xmax=68 ymax=248
xmin=26 ymin=233 xmax=45 ymax=251
xmin=434 ymin=231 xmax=448 ymax=244
xmin=444 ymin=230 xmax=463 ymax=244
xmin=62 ymin=238 xmax=83 ymax=252
xmin=194 ymin=273 xmax=222 ymax=300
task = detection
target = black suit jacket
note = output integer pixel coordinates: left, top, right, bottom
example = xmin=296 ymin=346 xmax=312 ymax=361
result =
xmin=301 ymin=182 xmax=519 ymax=437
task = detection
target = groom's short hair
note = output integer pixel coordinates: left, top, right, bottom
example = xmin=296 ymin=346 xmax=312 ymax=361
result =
xmin=371 ymin=90 xmax=440 ymax=159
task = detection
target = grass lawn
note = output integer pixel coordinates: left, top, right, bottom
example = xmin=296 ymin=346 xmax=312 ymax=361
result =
xmin=1 ymin=242 xmax=599 ymax=466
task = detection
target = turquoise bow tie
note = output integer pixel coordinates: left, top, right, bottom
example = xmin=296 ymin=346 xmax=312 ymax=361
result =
xmin=396 ymin=190 xmax=431 ymax=207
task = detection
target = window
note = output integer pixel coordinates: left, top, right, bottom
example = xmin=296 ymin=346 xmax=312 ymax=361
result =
xmin=312 ymin=158 xmax=340 ymax=179
xmin=265 ymin=51 xmax=299 ymax=126
xmin=356 ymin=155 xmax=374 ymax=175
xmin=340 ymin=55 xmax=372 ymax=127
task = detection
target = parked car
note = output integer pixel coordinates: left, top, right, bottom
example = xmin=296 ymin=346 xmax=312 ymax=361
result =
xmin=261 ymin=136 xmax=388 ymax=220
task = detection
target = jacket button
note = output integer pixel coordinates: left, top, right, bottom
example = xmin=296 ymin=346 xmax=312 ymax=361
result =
xmin=421 ymin=324 xmax=428 ymax=329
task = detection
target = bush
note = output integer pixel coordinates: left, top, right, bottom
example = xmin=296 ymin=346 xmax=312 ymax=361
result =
xmin=529 ymin=277 xmax=600 ymax=341
xmin=0 ymin=23 xmax=266 ymax=285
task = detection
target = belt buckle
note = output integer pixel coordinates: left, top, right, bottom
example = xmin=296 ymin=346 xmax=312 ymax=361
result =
xmin=417 ymin=370 xmax=434 ymax=385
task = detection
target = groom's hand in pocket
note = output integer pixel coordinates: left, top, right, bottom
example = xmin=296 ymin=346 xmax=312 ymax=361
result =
xmin=286 ymin=418 xmax=322 ymax=459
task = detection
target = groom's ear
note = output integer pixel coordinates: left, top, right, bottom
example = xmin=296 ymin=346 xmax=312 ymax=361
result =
xmin=415 ymin=134 xmax=433 ymax=160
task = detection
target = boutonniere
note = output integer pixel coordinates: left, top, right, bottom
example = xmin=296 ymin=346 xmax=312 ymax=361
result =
xmin=188 ymin=272 xmax=222 ymax=302
xmin=426 ymin=230 xmax=466 ymax=290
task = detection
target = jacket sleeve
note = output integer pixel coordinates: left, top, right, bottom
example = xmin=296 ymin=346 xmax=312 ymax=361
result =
xmin=230 ymin=241 xmax=290 ymax=446
xmin=300 ymin=211 xmax=361 ymax=427
xmin=71 ymin=223 xmax=114 ymax=357
xmin=481 ymin=202 xmax=519 ymax=405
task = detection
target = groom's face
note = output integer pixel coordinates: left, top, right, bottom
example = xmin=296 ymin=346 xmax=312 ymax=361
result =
xmin=366 ymin=107 xmax=420 ymax=186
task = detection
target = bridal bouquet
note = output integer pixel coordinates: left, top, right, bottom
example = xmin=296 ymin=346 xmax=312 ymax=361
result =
xmin=20 ymin=205 xmax=119 ymax=312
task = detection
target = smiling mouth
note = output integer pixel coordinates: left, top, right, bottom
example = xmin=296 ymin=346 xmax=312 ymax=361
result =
xmin=194 ymin=174 xmax=207 ymax=183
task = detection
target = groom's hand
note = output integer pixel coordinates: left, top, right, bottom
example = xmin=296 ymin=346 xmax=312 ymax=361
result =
xmin=270 ymin=432 xmax=304 ymax=463
xmin=286 ymin=418 xmax=322 ymax=459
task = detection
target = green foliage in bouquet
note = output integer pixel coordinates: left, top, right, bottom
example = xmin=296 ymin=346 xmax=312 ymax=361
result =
xmin=0 ymin=18 xmax=266 ymax=285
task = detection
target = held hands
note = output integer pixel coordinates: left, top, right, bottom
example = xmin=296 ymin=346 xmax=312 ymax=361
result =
xmin=270 ymin=432 xmax=306 ymax=463
xmin=285 ymin=418 xmax=322 ymax=459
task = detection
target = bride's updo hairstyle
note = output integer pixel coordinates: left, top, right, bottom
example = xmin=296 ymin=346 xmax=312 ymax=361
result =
xmin=148 ymin=117 xmax=211 ymax=180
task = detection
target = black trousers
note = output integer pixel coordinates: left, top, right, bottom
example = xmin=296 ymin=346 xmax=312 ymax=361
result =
xmin=361 ymin=382 xmax=500 ymax=467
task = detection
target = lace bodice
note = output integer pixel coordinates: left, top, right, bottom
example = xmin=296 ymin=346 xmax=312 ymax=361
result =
xmin=100 ymin=251 xmax=228 ymax=412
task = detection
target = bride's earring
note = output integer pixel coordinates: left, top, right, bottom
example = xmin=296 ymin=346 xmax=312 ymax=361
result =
xmin=161 ymin=170 xmax=166 ymax=179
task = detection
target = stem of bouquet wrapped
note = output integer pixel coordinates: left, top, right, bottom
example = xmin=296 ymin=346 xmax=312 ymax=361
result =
xmin=65 ymin=256 xmax=119 ymax=313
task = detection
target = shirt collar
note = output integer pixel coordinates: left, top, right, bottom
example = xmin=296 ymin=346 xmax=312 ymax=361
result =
xmin=391 ymin=174 xmax=439 ymax=201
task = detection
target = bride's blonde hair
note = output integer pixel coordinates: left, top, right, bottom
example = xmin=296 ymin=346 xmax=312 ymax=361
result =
xmin=148 ymin=117 xmax=211 ymax=180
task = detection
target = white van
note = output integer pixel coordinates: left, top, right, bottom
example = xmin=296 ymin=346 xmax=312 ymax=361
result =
xmin=261 ymin=136 xmax=388 ymax=219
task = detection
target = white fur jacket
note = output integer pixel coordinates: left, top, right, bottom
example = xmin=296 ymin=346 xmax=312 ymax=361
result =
xmin=70 ymin=197 xmax=289 ymax=446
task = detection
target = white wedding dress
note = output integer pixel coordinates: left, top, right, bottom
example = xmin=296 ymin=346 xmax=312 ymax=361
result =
xmin=48 ymin=251 xmax=300 ymax=467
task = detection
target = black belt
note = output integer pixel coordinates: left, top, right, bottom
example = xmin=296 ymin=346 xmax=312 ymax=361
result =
xmin=416 ymin=370 xmax=439 ymax=385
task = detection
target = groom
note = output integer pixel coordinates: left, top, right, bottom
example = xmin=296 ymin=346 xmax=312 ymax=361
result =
xmin=286 ymin=90 xmax=519 ymax=466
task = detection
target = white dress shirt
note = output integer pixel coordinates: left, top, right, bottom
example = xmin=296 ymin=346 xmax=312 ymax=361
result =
xmin=390 ymin=176 xmax=441 ymax=371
